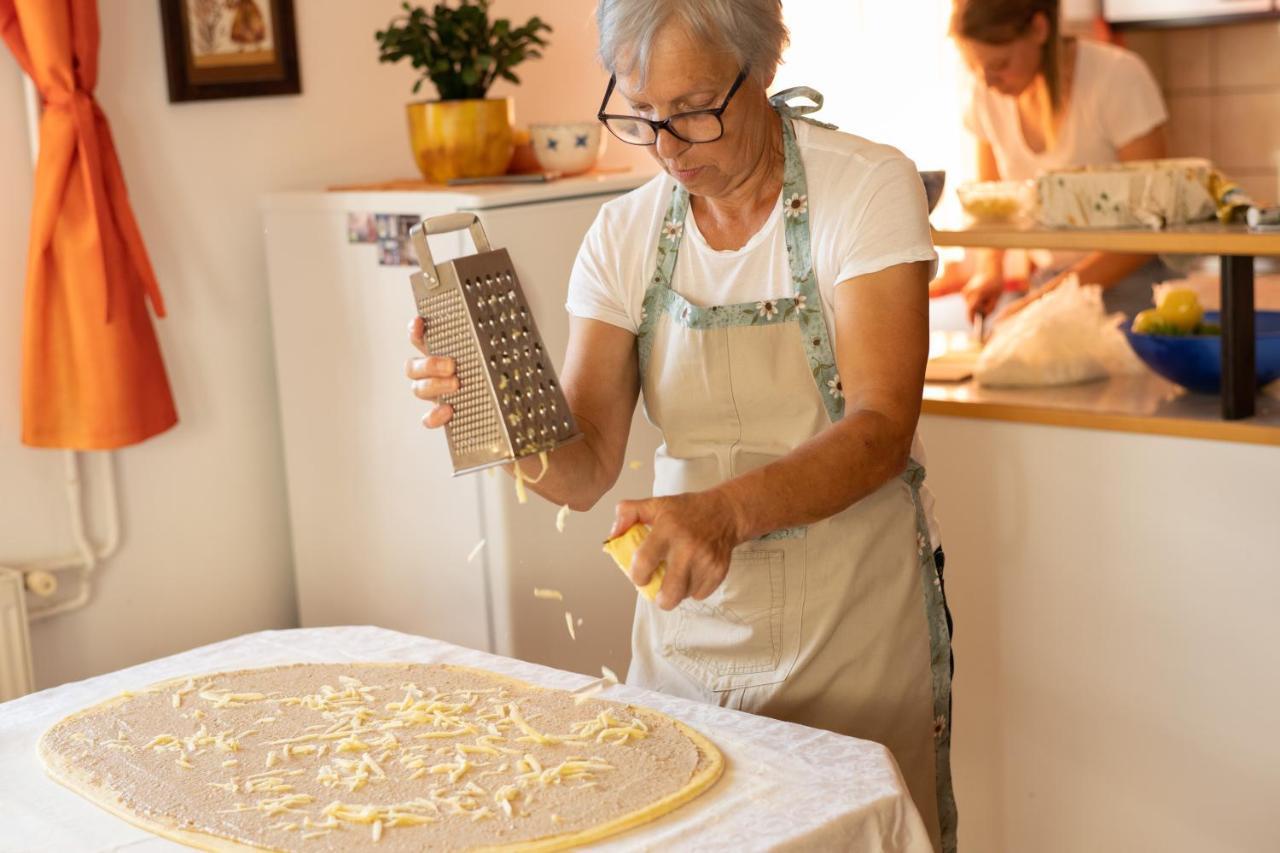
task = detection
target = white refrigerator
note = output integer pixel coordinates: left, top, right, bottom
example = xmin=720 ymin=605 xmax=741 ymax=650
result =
xmin=261 ymin=173 xmax=660 ymax=678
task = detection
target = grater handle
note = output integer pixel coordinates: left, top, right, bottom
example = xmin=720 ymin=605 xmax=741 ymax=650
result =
xmin=409 ymin=213 xmax=494 ymax=318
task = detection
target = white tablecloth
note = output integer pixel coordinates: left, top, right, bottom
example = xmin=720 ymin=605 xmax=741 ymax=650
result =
xmin=0 ymin=626 xmax=931 ymax=852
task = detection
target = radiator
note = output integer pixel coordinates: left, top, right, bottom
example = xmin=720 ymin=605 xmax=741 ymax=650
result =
xmin=0 ymin=568 xmax=34 ymax=701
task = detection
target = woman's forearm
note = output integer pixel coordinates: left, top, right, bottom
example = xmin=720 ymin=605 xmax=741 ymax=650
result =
xmin=510 ymin=413 xmax=626 ymax=512
xmin=1058 ymin=251 xmax=1152 ymax=290
xmin=713 ymin=408 xmax=915 ymax=542
xmin=977 ymin=247 xmax=1005 ymax=278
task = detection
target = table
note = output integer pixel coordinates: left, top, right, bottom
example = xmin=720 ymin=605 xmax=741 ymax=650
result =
xmin=0 ymin=626 xmax=933 ymax=852
xmin=932 ymin=219 xmax=1280 ymax=421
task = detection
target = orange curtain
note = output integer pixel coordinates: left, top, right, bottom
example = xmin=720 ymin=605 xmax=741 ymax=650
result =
xmin=1 ymin=0 xmax=177 ymax=449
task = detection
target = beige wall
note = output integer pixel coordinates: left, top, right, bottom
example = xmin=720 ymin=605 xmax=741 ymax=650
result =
xmin=1125 ymin=19 xmax=1280 ymax=203
xmin=0 ymin=0 xmax=635 ymax=691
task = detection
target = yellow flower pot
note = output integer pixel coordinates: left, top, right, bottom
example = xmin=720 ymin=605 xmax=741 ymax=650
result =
xmin=406 ymin=98 xmax=515 ymax=184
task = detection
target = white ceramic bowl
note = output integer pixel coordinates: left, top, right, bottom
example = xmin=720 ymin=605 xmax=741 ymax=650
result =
xmin=530 ymin=122 xmax=605 ymax=176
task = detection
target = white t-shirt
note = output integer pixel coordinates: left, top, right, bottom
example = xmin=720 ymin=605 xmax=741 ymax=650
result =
xmin=566 ymin=120 xmax=937 ymax=345
xmin=964 ymin=39 xmax=1168 ymax=182
xmin=566 ymin=120 xmax=941 ymax=547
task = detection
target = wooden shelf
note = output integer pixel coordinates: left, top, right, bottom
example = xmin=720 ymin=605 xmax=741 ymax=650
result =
xmin=931 ymin=220 xmax=1280 ymax=257
xmin=922 ymin=375 xmax=1280 ymax=446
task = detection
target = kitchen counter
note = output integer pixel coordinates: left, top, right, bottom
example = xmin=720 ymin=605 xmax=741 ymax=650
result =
xmin=930 ymin=217 xmax=1280 ymax=421
xmin=923 ymin=373 xmax=1280 ymax=446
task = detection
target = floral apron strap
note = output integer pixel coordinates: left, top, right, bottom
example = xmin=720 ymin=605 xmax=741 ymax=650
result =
xmin=636 ymin=109 xmax=845 ymax=423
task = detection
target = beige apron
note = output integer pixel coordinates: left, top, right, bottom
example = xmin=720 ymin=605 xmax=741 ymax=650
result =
xmin=626 ymin=101 xmax=956 ymax=852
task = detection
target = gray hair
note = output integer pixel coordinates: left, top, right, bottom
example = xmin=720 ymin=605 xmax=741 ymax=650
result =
xmin=596 ymin=0 xmax=789 ymax=86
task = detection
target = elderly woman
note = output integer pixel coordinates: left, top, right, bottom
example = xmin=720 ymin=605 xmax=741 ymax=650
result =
xmin=406 ymin=2 xmax=954 ymax=849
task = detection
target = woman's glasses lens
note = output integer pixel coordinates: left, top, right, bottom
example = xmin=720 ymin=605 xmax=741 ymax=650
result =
xmin=603 ymin=113 xmax=723 ymax=146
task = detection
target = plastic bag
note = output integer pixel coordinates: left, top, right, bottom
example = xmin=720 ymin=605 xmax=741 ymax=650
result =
xmin=974 ymin=276 xmax=1144 ymax=387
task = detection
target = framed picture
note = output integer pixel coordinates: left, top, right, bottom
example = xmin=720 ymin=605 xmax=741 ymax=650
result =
xmin=159 ymin=0 xmax=301 ymax=102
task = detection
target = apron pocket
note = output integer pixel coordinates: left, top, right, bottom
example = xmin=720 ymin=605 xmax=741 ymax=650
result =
xmin=666 ymin=548 xmax=788 ymax=692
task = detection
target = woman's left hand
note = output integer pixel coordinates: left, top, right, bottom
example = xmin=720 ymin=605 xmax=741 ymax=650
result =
xmin=610 ymin=490 xmax=745 ymax=611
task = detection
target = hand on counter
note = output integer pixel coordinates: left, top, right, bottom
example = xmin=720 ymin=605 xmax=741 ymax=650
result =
xmin=927 ymin=259 xmax=1009 ymax=321
xmin=962 ymin=271 xmax=1006 ymax=321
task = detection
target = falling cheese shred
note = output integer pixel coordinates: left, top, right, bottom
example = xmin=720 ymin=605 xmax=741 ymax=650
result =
xmin=555 ymin=505 xmax=570 ymax=533
xmin=564 ymin=612 xmax=577 ymax=641
xmin=512 ymin=451 xmax=551 ymax=505
xmin=466 ymin=540 xmax=486 ymax=563
xmin=532 ymin=588 xmax=563 ymax=601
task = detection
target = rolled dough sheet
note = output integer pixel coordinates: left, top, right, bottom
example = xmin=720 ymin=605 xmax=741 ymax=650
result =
xmin=39 ymin=662 xmax=723 ymax=851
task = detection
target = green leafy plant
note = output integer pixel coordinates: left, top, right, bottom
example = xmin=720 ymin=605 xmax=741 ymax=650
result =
xmin=376 ymin=1 xmax=552 ymax=100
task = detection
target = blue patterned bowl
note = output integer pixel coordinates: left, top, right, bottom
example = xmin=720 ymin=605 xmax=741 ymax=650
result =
xmin=1122 ymin=311 xmax=1280 ymax=393
xmin=530 ymin=122 xmax=604 ymax=175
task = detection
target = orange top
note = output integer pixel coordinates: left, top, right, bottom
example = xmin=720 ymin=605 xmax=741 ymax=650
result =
xmin=1 ymin=0 xmax=177 ymax=448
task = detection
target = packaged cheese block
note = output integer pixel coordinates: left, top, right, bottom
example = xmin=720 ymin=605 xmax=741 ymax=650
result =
xmin=1035 ymin=158 xmax=1217 ymax=229
xmin=602 ymin=524 xmax=665 ymax=601
xmin=39 ymin=662 xmax=722 ymax=852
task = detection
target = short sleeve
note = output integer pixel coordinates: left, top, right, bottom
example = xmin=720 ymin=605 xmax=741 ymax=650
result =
xmin=835 ymin=155 xmax=938 ymax=285
xmin=1097 ymin=50 xmax=1168 ymax=149
xmin=565 ymin=208 xmax=636 ymax=334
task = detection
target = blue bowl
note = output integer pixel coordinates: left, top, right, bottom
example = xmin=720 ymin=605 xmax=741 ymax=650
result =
xmin=1123 ymin=311 xmax=1280 ymax=394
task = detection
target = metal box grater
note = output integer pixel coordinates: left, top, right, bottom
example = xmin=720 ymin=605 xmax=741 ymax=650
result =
xmin=409 ymin=213 xmax=582 ymax=476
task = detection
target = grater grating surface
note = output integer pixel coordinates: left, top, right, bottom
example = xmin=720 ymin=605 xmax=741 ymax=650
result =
xmin=410 ymin=214 xmax=582 ymax=476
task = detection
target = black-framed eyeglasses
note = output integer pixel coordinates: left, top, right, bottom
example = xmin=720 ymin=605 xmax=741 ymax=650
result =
xmin=596 ymin=69 xmax=748 ymax=146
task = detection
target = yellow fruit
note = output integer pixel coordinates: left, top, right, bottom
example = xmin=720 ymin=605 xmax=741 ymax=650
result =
xmin=1132 ymin=309 xmax=1163 ymax=334
xmin=602 ymin=524 xmax=665 ymax=601
xmin=1155 ymin=289 xmax=1203 ymax=334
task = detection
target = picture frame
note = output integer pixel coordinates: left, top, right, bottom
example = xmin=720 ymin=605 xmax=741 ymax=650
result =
xmin=159 ymin=0 xmax=301 ymax=103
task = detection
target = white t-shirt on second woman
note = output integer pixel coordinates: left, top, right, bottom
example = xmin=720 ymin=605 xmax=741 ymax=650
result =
xmin=964 ymin=38 xmax=1168 ymax=182
xmin=965 ymin=38 xmax=1167 ymax=271
xmin=565 ymin=119 xmax=942 ymax=547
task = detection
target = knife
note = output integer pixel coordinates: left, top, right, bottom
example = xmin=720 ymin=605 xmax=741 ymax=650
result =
xmin=971 ymin=311 xmax=986 ymax=347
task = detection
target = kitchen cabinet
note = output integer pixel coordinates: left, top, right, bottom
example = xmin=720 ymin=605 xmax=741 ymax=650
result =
xmin=1103 ymin=0 xmax=1276 ymax=26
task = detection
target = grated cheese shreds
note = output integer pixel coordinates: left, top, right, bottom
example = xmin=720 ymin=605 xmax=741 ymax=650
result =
xmin=555 ymin=504 xmax=570 ymax=533
xmin=525 ymin=451 xmax=551 ymax=484
xmin=601 ymin=666 xmax=619 ymax=685
xmin=514 ymin=467 xmax=528 ymax=504
xmin=564 ymin=612 xmax=577 ymax=641
xmin=532 ymin=588 xmax=563 ymax=601
xmin=572 ymin=682 xmax=604 ymax=705
xmin=466 ymin=539 xmax=486 ymax=563
xmin=513 ymin=451 xmax=550 ymax=505
xmin=628 ymin=460 xmax=643 ymax=470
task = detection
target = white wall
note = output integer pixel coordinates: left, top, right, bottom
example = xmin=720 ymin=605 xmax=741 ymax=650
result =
xmin=0 ymin=0 xmax=637 ymax=690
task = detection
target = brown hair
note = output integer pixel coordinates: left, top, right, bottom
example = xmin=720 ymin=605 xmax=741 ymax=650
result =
xmin=952 ymin=0 xmax=1063 ymax=109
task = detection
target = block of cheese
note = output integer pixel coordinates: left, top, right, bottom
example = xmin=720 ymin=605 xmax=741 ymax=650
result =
xmin=602 ymin=524 xmax=665 ymax=601
xmin=1035 ymin=158 xmax=1217 ymax=229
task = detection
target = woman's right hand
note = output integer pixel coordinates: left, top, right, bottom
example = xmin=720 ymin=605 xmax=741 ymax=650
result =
xmin=962 ymin=271 xmax=1004 ymax=321
xmin=405 ymin=316 xmax=458 ymax=429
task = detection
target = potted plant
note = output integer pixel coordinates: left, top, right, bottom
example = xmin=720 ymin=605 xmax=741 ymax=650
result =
xmin=376 ymin=1 xmax=552 ymax=183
